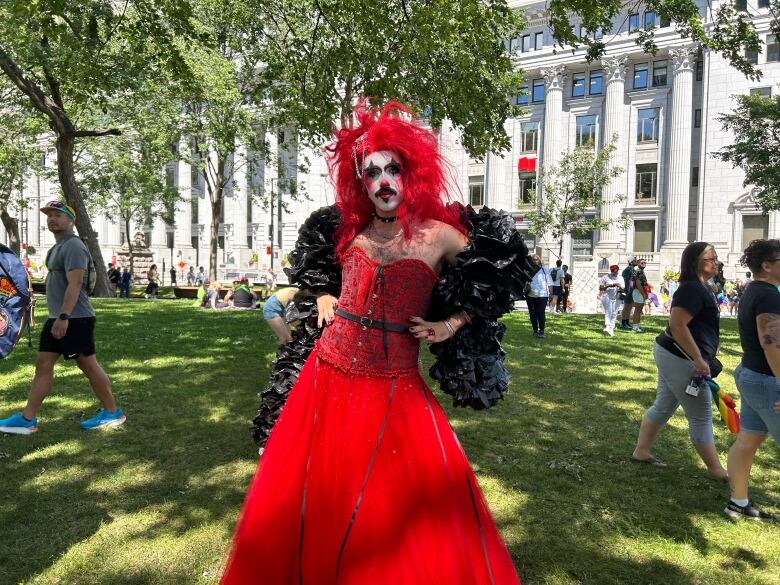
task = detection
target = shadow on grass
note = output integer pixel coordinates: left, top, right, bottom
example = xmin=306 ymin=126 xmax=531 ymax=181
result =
xmin=0 ymin=299 xmax=269 ymax=584
xmin=1 ymin=303 xmax=778 ymax=584
xmin=434 ymin=312 xmax=779 ymax=585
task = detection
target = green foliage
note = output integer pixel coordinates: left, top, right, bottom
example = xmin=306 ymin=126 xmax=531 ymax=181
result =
xmin=243 ymin=0 xmax=525 ymax=156
xmin=715 ymin=93 xmax=780 ymax=212
xmin=526 ymin=139 xmax=626 ymax=257
xmin=663 ymin=269 xmax=681 ymax=282
xmin=545 ymin=0 xmax=763 ymax=81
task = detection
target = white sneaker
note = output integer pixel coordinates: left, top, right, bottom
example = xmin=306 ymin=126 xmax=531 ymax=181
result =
xmin=607 ymin=328 xmax=615 ymax=336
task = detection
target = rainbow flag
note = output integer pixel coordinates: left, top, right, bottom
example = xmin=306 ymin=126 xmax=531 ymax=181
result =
xmin=706 ymin=379 xmax=740 ymax=434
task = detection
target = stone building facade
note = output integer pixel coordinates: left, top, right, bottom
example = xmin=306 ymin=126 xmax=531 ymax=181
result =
xmin=2 ymin=0 xmax=778 ymax=286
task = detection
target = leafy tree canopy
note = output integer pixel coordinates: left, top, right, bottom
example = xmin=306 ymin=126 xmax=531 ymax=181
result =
xmin=243 ymin=0 xmax=526 ymax=156
xmin=716 ymin=93 xmax=780 ymax=211
xmin=526 ymin=141 xmax=626 ymax=258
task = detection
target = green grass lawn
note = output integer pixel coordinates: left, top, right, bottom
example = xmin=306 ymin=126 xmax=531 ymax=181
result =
xmin=1 ymin=300 xmax=778 ymax=585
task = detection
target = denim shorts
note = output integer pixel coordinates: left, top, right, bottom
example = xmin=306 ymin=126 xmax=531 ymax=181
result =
xmin=263 ymin=294 xmax=284 ymax=320
xmin=734 ymin=364 xmax=780 ymax=443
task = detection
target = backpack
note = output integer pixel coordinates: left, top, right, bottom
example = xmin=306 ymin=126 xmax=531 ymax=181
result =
xmin=550 ymin=268 xmax=558 ymax=281
xmin=0 ymin=243 xmax=35 ymax=359
xmin=45 ymin=236 xmax=97 ymax=294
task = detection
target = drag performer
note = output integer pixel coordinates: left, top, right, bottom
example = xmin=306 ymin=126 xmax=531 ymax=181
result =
xmin=221 ymin=101 xmax=531 ymax=585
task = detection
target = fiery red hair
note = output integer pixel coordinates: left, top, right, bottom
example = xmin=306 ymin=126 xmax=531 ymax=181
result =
xmin=324 ymin=100 xmax=465 ymax=257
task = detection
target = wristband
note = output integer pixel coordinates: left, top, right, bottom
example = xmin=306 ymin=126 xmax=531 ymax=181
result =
xmin=58 ymin=313 xmax=70 ymax=321
xmin=443 ymin=319 xmax=456 ymax=338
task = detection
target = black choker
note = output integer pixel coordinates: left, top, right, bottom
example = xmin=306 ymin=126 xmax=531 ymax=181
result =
xmin=371 ymin=213 xmax=397 ymax=223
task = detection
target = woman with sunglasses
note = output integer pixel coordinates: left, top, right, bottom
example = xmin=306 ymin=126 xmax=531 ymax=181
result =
xmin=631 ymin=242 xmax=728 ymax=480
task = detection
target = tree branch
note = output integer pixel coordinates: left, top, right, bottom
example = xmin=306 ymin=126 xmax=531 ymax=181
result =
xmin=73 ymin=128 xmax=122 ymax=138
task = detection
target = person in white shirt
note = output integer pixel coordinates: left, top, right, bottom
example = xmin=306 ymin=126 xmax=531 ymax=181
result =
xmin=526 ymin=254 xmax=553 ymax=338
xmin=599 ymin=264 xmax=624 ymax=336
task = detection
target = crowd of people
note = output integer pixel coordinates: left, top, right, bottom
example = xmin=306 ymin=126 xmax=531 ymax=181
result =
xmin=0 ymin=101 xmax=779 ymax=585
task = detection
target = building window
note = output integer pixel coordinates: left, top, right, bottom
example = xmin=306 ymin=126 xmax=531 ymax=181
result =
xmin=518 ymin=173 xmax=537 ymax=205
xmin=768 ymin=35 xmax=780 ymax=62
xmin=637 ymin=108 xmax=660 ymax=143
xmin=191 ymin=193 xmax=199 ymax=223
xmin=589 ymin=70 xmax=603 ymax=95
xmin=652 ymin=60 xmax=667 ymax=87
xmin=635 ymin=163 xmax=658 ymax=203
xmin=593 ymin=28 xmax=604 ymax=40
xmin=694 ymin=109 xmax=702 ymax=128
xmin=746 ymin=48 xmax=759 ymax=64
xmin=532 ymin=79 xmax=545 ymax=102
xmin=759 ymin=0 xmax=770 ymax=7
xmin=535 ymin=32 xmax=544 ymax=49
xmin=165 ymin=166 xmax=175 ymax=188
xmin=634 ymin=63 xmax=648 ymax=89
xmin=166 ymin=231 xmax=174 ymax=250
xmin=572 ymin=229 xmax=594 ymax=258
xmin=743 ymin=214 xmax=769 ymax=245
xmin=514 ymin=83 xmax=529 ymax=106
xmin=509 ymin=37 xmax=521 ymax=54
xmin=469 ymin=175 xmax=485 ymax=207
xmin=218 ymin=235 xmax=224 ymax=250
xmin=572 ymin=72 xmax=586 ymax=97
xmin=751 ymin=87 xmax=772 ymax=98
xmin=644 ymin=12 xmax=656 ymax=30
xmin=521 ymin=122 xmax=539 ymax=152
xmin=576 ymin=115 xmax=597 ymax=148
xmin=629 ymin=13 xmax=639 ymax=32
xmin=660 ymin=14 xmax=671 ymax=27
xmin=696 ymin=60 xmax=703 ymax=81
xmin=692 ymin=166 xmax=699 ymax=187
xmin=522 ymin=34 xmax=531 ymax=52
xmin=634 ymin=220 xmax=656 ymax=252
xmin=736 ymin=0 xmax=748 ymax=11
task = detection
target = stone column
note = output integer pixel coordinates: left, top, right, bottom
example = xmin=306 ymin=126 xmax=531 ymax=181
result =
xmin=540 ymin=64 xmax=566 ymax=259
xmin=231 ymin=140 xmax=249 ymax=265
xmin=664 ymin=45 xmax=696 ymax=245
xmin=541 ymin=64 xmax=566 ymax=171
xmin=599 ymin=56 xmax=628 ymax=248
xmin=175 ymin=137 xmax=193 ymax=250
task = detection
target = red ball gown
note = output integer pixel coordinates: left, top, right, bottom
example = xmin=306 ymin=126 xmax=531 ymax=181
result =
xmin=221 ymin=246 xmax=521 ymax=584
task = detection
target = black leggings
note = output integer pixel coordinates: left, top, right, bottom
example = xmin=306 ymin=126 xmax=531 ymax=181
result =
xmin=526 ymin=296 xmax=547 ymax=333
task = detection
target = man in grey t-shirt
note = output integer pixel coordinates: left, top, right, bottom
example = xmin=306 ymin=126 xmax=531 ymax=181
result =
xmin=0 ymin=200 xmax=125 ymax=435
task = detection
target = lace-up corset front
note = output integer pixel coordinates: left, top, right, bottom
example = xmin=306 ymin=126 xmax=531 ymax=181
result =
xmin=317 ymin=246 xmax=439 ymax=376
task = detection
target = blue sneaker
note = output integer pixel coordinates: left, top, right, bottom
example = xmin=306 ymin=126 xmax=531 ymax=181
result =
xmin=80 ymin=408 xmax=126 ymax=430
xmin=0 ymin=412 xmax=38 ymax=435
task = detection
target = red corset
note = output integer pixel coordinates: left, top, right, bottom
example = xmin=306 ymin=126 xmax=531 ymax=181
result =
xmin=317 ymin=246 xmax=439 ymax=377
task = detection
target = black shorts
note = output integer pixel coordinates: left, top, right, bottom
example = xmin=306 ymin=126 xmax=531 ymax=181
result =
xmin=39 ymin=317 xmax=96 ymax=360
xmin=552 ymin=286 xmax=562 ymax=296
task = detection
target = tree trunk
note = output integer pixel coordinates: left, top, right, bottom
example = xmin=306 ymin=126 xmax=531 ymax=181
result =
xmin=55 ymin=134 xmax=110 ymax=296
xmin=124 ymin=216 xmax=135 ymax=281
xmin=0 ymin=209 xmax=20 ymax=255
xmin=209 ymin=197 xmax=220 ymax=281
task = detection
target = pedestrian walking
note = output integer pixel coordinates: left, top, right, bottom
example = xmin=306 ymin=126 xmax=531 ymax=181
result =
xmin=106 ymin=263 xmax=120 ymax=297
xmin=526 ymin=254 xmax=553 ymax=338
xmin=119 ymin=268 xmax=132 ymax=298
xmin=0 ymin=200 xmax=125 ymax=434
xmin=599 ymin=264 xmax=623 ymax=336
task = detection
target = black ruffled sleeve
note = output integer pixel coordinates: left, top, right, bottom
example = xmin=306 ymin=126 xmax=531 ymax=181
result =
xmin=284 ymin=205 xmax=342 ymax=296
xmin=427 ymin=204 xmax=535 ymax=410
xmin=251 ymin=206 xmax=342 ymax=447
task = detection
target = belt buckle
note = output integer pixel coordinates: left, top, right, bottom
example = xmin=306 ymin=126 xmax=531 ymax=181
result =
xmin=359 ymin=316 xmax=373 ymax=328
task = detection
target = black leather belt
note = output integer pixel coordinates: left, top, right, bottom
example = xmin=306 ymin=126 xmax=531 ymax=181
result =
xmin=334 ymin=309 xmax=409 ymax=333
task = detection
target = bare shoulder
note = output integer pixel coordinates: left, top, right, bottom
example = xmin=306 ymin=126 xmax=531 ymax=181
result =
xmin=419 ymin=219 xmax=467 ymax=243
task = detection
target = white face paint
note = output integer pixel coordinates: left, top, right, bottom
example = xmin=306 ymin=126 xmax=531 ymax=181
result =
xmin=361 ymin=150 xmax=404 ymax=217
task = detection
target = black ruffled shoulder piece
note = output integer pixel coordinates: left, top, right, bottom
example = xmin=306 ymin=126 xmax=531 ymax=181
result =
xmin=284 ymin=205 xmax=342 ymax=296
xmin=427 ymin=204 xmax=535 ymax=410
xmin=252 ymin=295 xmax=322 ymax=447
xmin=252 ymin=205 xmax=343 ymax=447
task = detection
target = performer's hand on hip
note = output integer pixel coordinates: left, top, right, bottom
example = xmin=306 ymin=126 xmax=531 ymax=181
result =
xmin=408 ymin=316 xmax=449 ymax=343
xmin=316 ymin=294 xmax=338 ymax=327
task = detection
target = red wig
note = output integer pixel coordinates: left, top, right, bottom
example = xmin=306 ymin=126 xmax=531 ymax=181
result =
xmin=324 ymin=100 xmax=465 ymax=257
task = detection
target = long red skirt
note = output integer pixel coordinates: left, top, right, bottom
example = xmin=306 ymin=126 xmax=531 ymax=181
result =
xmin=221 ymin=352 xmax=521 ymax=584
